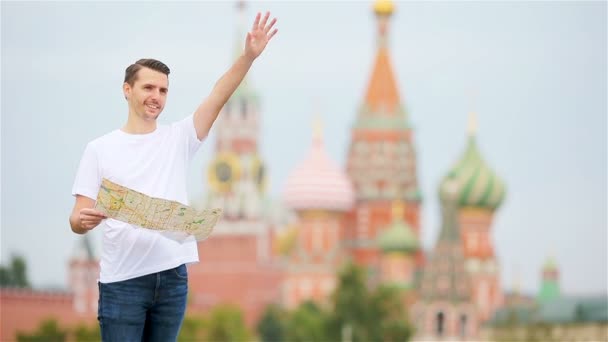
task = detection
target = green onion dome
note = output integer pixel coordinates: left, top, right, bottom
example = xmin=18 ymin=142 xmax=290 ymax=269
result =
xmin=377 ymin=202 xmax=419 ymax=253
xmin=439 ymin=112 xmax=506 ymax=210
xmin=543 ymin=256 xmax=558 ymax=273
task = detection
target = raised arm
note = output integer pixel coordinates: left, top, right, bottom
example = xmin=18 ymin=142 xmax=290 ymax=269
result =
xmin=193 ymin=11 xmax=278 ymax=140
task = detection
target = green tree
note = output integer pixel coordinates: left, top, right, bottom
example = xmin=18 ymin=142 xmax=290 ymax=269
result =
xmin=178 ymin=314 xmax=207 ymax=342
xmin=257 ymin=304 xmax=285 ymax=342
xmin=368 ymin=285 xmax=412 ymax=341
xmin=16 ymin=319 xmax=67 ymax=342
xmin=326 ymin=262 xmax=373 ymax=341
xmin=0 ymin=266 xmax=11 ymax=285
xmin=73 ymin=323 xmax=101 ymax=342
xmin=1 ymin=254 xmax=30 ymax=288
xmin=284 ymin=301 xmax=328 ymax=342
xmin=11 ymin=255 xmax=30 ymax=287
xmin=326 ymin=262 xmax=413 ymax=342
xmin=205 ymin=304 xmax=252 ymax=342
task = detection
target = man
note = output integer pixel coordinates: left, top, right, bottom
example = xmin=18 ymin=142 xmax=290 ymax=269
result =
xmin=69 ymin=11 xmax=277 ymax=342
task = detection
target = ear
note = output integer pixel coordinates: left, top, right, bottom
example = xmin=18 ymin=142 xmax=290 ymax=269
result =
xmin=123 ymin=82 xmax=131 ymax=101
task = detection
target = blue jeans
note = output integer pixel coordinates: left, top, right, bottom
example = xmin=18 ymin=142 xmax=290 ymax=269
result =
xmin=98 ymin=264 xmax=188 ymax=342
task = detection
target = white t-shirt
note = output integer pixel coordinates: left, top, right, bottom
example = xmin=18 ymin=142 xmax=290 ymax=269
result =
xmin=72 ymin=115 xmax=203 ymax=283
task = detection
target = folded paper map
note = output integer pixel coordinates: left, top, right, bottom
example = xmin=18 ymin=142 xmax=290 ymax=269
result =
xmin=94 ymin=178 xmax=222 ymax=241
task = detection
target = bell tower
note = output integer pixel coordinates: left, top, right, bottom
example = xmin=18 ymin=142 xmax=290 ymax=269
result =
xmin=206 ymin=0 xmax=267 ymax=223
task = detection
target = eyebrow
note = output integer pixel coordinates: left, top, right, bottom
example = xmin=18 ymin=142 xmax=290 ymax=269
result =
xmin=142 ymin=83 xmax=168 ymax=92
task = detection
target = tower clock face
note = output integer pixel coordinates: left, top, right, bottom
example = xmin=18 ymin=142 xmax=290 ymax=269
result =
xmin=208 ymin=153 xmax=241 ymax=193
xmin=215 ymin=162 xmax=232 ymax=182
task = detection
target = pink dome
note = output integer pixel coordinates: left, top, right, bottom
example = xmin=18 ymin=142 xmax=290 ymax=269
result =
xmin=283 ymin=133 xmax=354 ymax=212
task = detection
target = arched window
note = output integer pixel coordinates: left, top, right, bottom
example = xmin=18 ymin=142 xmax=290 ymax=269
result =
xmin=435 ymin=311 xmax=445 ymax=336
xmin=460 ymin=314 xmax=467 ymax=338
xmin=241 ymin=99 xmax=248 ymax=119
xmin=224 ymin=102 xmax=231 ymax=119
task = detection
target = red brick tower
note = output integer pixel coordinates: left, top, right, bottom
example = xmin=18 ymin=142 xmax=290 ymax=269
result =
xmin=345 ymin=0 xmax=422 ymax=277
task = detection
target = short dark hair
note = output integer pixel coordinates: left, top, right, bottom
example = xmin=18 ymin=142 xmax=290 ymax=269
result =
xmin=124 ymin=59 xmax=170 ymax=86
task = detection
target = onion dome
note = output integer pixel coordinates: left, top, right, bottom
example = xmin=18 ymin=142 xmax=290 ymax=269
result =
xmin=543 ymin=256 xmax=558 ymax=273
xmin=439 ymin=111 xmax=506 ymax=210
xmin=374 ymin=0 xmax=394 ymax=17
xmin=283 ymin=118 xmax=354 ymax=211
xmin=377 ymin=202 xmax=418 ymax=253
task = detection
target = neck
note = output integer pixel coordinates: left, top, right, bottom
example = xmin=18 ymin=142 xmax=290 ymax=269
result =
xmin=122 ymin=110 xmax=157 ymax=134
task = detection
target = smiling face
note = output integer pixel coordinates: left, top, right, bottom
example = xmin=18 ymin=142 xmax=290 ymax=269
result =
xmin=123 ymin=67 xmax=169 ymax=122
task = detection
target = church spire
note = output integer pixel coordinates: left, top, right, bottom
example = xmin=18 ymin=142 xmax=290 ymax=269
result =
xmin=373 ymin=0 xmax=394 ymax=48
xmin=467 ymin=110 xmax=478 ymax=137
xmin=363 ymin=0 xmax=402 ymax=116
xmin=234 ymin=1 xmax=251 ymax=88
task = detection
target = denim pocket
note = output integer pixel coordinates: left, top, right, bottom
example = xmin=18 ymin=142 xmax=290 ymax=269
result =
xmin=172 ymin=264 xmax=188 ymax=280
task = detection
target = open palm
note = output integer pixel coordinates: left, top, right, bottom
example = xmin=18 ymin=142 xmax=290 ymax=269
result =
xmin=244 ymin=12 xmax=278 ymax=60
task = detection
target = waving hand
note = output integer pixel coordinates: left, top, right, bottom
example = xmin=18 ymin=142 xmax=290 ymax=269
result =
xmin=244 ymin=12 xmax=278 ymax=60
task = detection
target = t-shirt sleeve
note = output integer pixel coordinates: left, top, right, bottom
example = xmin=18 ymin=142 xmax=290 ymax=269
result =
xmin=176 ymin=114 xmax=204 ymax=160
xmin=71 ymin=142 xmax=101 ymax=200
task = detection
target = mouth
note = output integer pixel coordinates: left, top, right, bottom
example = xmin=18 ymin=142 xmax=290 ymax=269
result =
xmin=145 ymin=103 xmax=161 ymax=112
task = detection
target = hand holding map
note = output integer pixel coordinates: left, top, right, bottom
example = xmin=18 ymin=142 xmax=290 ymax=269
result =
xmin=94 ymin=178 xmax=222 ymax=241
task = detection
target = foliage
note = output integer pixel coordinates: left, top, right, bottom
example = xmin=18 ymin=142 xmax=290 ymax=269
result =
xmin=255 ymin=263 xmax=414 ymax=341
xmin=178 ymin=314 xmax=207 ymax=342
xmin=1 ymin=254 xmax=30 ymax=288
xmin=16 ymin=319 xmax=67 ymax=342
xmin=284 ymin=301 xmax=328 ymax=342
xmin=205 ymin=304 xmax=252 ymax=342
xmin=257 ymin=303 xmax=285 ymax=342
xmin=73 ymin=323 xmax=101 ymax=342
xmin=326 ymin=262 xmax=413 ymax=342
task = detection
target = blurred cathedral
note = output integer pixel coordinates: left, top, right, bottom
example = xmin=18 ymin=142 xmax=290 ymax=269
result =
xmin=186 ymin=0 xmax=509 ymax=340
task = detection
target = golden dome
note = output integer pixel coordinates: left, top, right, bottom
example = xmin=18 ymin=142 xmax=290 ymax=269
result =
xmin=374 ymin=0 xmax=394 ymax=16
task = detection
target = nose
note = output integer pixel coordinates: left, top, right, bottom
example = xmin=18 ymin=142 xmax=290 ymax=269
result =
xmin=150 ymin=89 xmax=161 ymax=101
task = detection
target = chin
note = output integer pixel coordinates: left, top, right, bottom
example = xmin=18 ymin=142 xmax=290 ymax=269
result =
xmin=144 ymin=111 xmax=162 ymax=120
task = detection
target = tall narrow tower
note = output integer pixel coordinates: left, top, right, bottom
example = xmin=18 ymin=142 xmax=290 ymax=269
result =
xmin=345 ymin=0 xmax=422 ymax=273
xmin=439 ymin=111 xmax=506 ymax=322
xmin=206 ymin=0 xmax=267 ymax=224
xmin=188 ymin=2 xmax=281 ymax=326
xmin=538 ymin=256 xmax=560 ymax=303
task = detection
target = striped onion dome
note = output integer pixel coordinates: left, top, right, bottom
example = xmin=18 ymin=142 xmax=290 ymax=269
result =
xmin=439 ymin=112 xmax=506 ymax=210
xmin=377 ymin=202 xmax=418 ymax=253
xmin=283 ymin=119 xmax=354 ymax=212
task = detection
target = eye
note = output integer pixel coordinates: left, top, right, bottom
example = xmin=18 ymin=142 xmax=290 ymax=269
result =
xmin=144 ymin=85 xmax=152 ymax=90
xmin=160 ymin=89 xmax=168 ymax=94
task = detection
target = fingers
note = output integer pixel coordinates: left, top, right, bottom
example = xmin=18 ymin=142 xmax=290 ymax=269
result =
xmin=264 ymin=18 xmax=277 ymax=34
xmin=79 ymin=207 xmax=106 ymax=230
xmin=80 ymin=216 xmax=103 ymax=230
xmin=268 ymin=28 xmax=278 ymax=41
xmin=81 ymin=219 xmax=100 ymax=229
xmin=260 ymin=11 xmax=270 ymax=29
xmin=253 ymin=11 xmax=277 ymax=35
xmin=252 ymin=12 xmax=261 ymax=31
xmin=80 ymin=207 xmax=107 ymax=218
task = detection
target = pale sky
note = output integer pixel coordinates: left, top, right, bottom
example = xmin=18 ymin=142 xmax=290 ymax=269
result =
xmin=1 ymin=1 xmax=606 ymax=297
